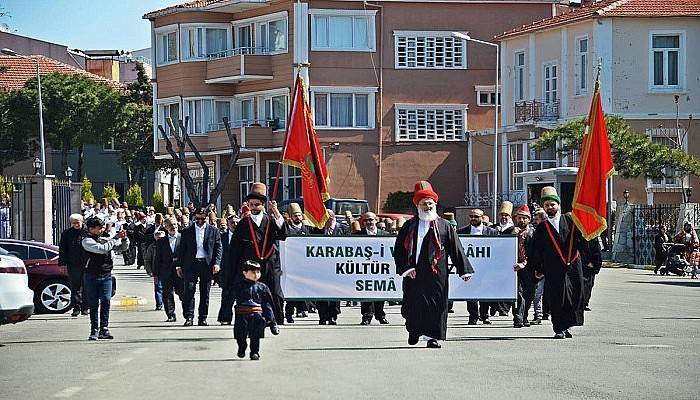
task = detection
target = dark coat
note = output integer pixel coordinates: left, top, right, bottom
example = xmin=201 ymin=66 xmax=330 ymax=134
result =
xmin=654 ymin=231 xmax=670 ymax=263
xmin=58 ymin=226 xmax=87 ymax=269
xmin=288 ymin=223 xmax=312 ymax=236
xmin=394 ymin=217 xmax=473 ymax=340
xmin=231 ymin=215 xmax=288 ymax=297
xmin=312 ymin=223 xmax=349 ymax=236
xmin=219 ymin=229 xmax=237 ymax=287
xmin=355 ymin=227 xmax=391 ymax=236
xmin=153 ymin=234 xmax=180 ymax=280
xmin=177 ymin=223 xmax=223 ymax=272
xmin=457 ymin=225 xmax=499 ymax=236
xmin=529 ymin=213 xmax=593 ymax=333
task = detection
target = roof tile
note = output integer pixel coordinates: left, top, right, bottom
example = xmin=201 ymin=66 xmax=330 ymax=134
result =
xmin=0 ymin=55 xmax=124 ymax=91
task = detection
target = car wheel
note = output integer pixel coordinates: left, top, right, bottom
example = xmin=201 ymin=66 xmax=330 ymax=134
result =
xmin=34 ymin=279 xmax=73 ymax=314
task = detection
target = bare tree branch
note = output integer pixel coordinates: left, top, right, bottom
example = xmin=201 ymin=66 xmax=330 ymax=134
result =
xmin=158 ymin=124 xmax=200 ymax=206
xmin=209 ymin=117 xmax=241 ymax=204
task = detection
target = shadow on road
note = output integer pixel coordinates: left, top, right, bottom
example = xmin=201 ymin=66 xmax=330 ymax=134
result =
xmin=629 ymin=280 xmax=700 ymax=287
xmin=288 ymin=346 xmax=416 ymax=351
xmin=0 ymin=337 xmax=230 ymax=345
xmin=169 ymin=358 xmax=243 ymax=362
xmin=447 ymin=336 xmax=553 ymax=341
xmin=643 ymin=317 xmax=700 ymax=320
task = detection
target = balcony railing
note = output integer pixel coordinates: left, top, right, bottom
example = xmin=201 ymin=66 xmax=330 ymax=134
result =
xmin=207 ymin=47 xmax=271 ymax=60
xmin=207 ymin=119 xmax=287 ymax=132
xmin=515 ymin=100 xmax=560 ymax=123
xmin=464 ymin=191 xmax=527 ymax=208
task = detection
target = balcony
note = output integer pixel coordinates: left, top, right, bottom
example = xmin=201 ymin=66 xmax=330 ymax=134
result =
xmin=205 ymin=47 xmax=273 ymax=84
xmin=515 ymin=100 xmax=560 ymax=124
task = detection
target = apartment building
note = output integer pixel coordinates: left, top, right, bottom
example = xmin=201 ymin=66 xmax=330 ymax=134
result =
xmin=491 ymin=0 xmax=700 ymax=208
xmin=144 ymin=0 xmax=560 ymax=210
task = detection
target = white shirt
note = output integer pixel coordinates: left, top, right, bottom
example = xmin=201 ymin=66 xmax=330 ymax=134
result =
xmin=168 ymin=233 xmax=178 ymax=253
xmin=469 ymin=224 xmax=484 ymax=235
xmin=499 ymin=222 xmax=514 ymax=232
xmin=548 ymin=213 xmax=562 ymax=234
xmin=226 ymin=230 xmax=234 ymax=245
xmin=195 ymin=223 xmax=207 ymax=258
xmin=250 ymin=212 xmax=285 ymax=229
xmin=366 ymin=227 xmax=378 ymax=236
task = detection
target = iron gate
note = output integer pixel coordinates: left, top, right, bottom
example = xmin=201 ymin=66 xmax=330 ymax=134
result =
xmin=632 ymin=204 xmax=681 ymax=265
xmin=52 ymin=179 xmax=72 ymax=246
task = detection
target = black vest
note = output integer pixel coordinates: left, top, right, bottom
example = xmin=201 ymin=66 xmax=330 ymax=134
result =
xmin=85 ymin=235 xmax=114 ymax=275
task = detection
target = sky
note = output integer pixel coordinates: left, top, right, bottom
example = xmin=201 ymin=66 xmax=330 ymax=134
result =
xmin=1 ymin=0 xmax=182 ymax=51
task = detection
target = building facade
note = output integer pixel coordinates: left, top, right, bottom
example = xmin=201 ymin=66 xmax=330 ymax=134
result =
xmin=492 ymin=0 xmax=700 ymax=208
xmin=144 ymin=0 xmax=560 ymax=211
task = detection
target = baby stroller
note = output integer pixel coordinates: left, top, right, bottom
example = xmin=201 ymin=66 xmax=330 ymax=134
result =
xmin=659 ymin=243 xmax=693 ymax=276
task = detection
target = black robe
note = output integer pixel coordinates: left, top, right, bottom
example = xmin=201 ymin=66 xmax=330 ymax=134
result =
xmin=394 ymin=217 xmax=473 ymax=340
xmin=529 ymin=213 xmax=591 ymax=333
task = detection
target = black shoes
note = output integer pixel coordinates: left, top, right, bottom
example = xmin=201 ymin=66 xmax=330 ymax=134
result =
xmin=184 ymin=319 xmax=194 ymax=327
xmin=408 ymin=334 xmax=419 ymax=346
xmin=219 ymin=321 xmax=231 ymax=325
xmin=81 ymin=309 xmax=90 ymax=316
xmin=584 ymin=307 xmax=592 ymax=311
xmin=88 ymin=329 xmax=98 ymax=341
xmin=250 ymin=353 xmax=260 ymax=361
xmin=467 ymin=320 xmax=477 ymax=325
xmin=514 ymin=322 xmax=524 ymax=328
xmin=237 ymin=348 xmax=246 ymax=358
xmin=482 ymin=319 xmax=492 ymax=325
xmin=155 ymin=305 xmax=163 ymax=311
xmin=270 ymin=325 xmax=280 ymax=335
xmin=377 ymin=317 xmax=389 ymax=325
xmin=523 ymin=320 xmax=531 ymax=327
xmin=360 ymin=318 xmax=371 ymax=325
xmin=318 ymin=320 xmax=327 ymax=325
xmin=328 ymin=319 xmax=337 ymax=326
xmin=98 ymin=328 xmax=113 ymax=340
xmin=531 ymin=318 xmax=542 ymax=325
xmin=427 ymin=339 xmax=441 ymax=349
xmin=553 ymin=332 xmax=565 ymax=339
xmin=564 ymin=330 xmax=572 ymax=338
xmin=286 ymin=316 xmax=295 ymax=324
xmin=166 ymin=316 xmax=177 ymax=322
xmin=542 ymin=314 xmax=549 ymax=320
xmin=198 ymin=319 xmax=208 ymax=326
xmin=71 ymin=309 xmax=81 ymax=317
xmin=296 ymin=311 xmax=308 ymax=318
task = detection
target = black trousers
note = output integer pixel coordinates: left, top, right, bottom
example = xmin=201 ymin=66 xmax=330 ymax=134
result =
xmin=234 ymin=314 xmax=266 ymax=355
xmin=582 ymin=273 xmax=596 ymax=308
xmin=513 ymin=277 xmax=536 ymax=324
xmin=182 ymin=260 xmax=212 ymax=320
xmin=284 ymin=301 xmax=307 ymax=318
xmin=218 ymin=284 xmax=235 ymax=323
xmin=467 ymin=301 xmax=490 ymax=322
xmin=317 ymin=301 xmax=340 ymax=322
xmin=161 ymin=276 xmax=177 ymax=319
xmin=67 ymin=266 xmax=84 ymax=312
xmin=360 ymin=301 xmax=386 ymax=319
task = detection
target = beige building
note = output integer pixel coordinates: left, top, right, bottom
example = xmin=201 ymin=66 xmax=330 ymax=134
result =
xmin=143 ymin=0 xmax=562 ymax=210
xmin=490 ymin=0 xmax=700 ymax=210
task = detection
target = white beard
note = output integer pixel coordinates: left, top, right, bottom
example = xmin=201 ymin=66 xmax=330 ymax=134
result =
xmin=417 ymin=208 xmax=438 ymax=222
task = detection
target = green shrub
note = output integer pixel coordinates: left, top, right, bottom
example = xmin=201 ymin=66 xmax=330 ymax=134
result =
xmin=383 ymin=191 xmax=415 ymax=213
xmin=103 ymin=184 xmax=119 ymax=203
xmin=125 ymin=184 xmax=144 ymax=208
xmin=152 ymin=191 xmax=166 ymax=214
xmin=81 ymin=176 xmax=95 ymax=204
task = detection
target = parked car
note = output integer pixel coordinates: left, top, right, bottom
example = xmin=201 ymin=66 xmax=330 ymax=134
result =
xmin=279 ymin=198 xmax=370 ymax=223
xmin=0 ymin=246 xmax=34 ymax=325
xmin=0 ymin=239 xmax=72 ymax=314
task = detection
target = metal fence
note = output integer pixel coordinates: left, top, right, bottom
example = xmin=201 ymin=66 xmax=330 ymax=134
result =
xmin=632 ymin=204 xmax=681 ymax=265
xmin=52 ymin=179 xmax=72 ymax=246
xmin=464 ymin=191 xmax=528 ymax=209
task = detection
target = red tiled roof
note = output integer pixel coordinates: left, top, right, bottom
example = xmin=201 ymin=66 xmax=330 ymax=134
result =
xmin=496 ymin=0 xmax=700 ymax=40
xmin=143 ymin=0 xmax=229 ymax=19
xmin=0 ymin=55 xmax=124 ymax=91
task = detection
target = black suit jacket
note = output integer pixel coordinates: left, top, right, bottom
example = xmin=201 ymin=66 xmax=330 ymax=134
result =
xmin=312 ymin=223 xmax=349 ymax=236
xmin=220 ymin=230 xmax=237 ymax=286
xmin=355 ymin=227 xmax=391 ymax=236
xmin=154 ymin=234 xmax=180 ymax=280
xmin=177 ymin=223 xmax=223 ymax=272
xmin=457 ymin=225 xmax=499 ymax=236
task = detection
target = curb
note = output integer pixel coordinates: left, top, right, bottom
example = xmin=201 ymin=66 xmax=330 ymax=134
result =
xmin=602 ymin=263 xmax=654 ymax=271
xmin=111 ymin=295 xmax=148 ymax=307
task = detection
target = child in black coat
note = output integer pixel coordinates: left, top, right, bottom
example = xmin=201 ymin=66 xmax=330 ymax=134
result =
xmin=233 ymin=260 xmax=279 ymax=360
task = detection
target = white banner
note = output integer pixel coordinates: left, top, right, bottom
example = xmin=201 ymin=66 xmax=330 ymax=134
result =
xmin=280 ymin=235 xmax=517 ymax=301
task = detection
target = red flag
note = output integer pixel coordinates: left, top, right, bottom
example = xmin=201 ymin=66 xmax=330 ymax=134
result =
xmin=281 ymin=75 xmax=331 ymax=229
xmin=571 ymin=78 xmax=615 ymax=240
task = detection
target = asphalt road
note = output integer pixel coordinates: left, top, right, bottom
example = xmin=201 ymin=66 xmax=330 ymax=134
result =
xmin=1 ymin=263 xmax=698 ymax=400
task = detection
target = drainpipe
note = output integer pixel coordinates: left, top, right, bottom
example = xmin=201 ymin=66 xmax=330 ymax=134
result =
xmin=364 ymin=1 xmax=383 ymax=212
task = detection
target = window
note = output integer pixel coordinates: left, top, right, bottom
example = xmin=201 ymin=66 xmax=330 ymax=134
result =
xmin=266 ymin=162 xmax=301 ymax=201
xmin=311 ymin=9 xmax=376 ymax=51
xmin=651 ymin=34 xmax=681 ymax=88
xmin=514 ymin=51 xmax=525 ymax=101
xmin=395 ymin=105 xmax=466 ymax=142
xmin=156 ymin=30 xmax=178 ymax=64
xmin=181 ymin=26 xmax=230 ymax=60
xmin=158 ymin=102 xmax=180 ymax=135
xmin=509 ymin=143 xmax=524 ymax=191
xmin=103 ymin=138 xmax=117 ymax=152
xmin=394 ymin=32 xmax=465 ymax=69
xmin=241 ymin=99 xmax=254 ymax=122
xmin=233 ymin=12 xmax=288 ymax=54
xmin=184 ymin=99 xmax=232 ymax=134
xmin=262 ymin=95 xmax=288 ymax=130
xmin=239 ymin=163 xmax=254 ymax=205
xmin=647 ymin=128 xmax=686 ymax=187
xmin=544 ymin=63 xmax=558 ymax=104
xmin=575 ymin=37 xmax=588 ymax=95
xmin=475 ymin=86 xmax=501 ymax=107
xmin=476 ymin=172 xmax=493 ymax=195
xmin=28 ymin=246 xmax=46 ymax=260
xmin=1 ymin=244 xmax=28 ymax=260
xmin=311 ymin=88 xmax=375 ymax=128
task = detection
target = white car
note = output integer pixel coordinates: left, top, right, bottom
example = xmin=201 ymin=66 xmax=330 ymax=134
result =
xmin=0 ymin=246 xmax=34 ymax=325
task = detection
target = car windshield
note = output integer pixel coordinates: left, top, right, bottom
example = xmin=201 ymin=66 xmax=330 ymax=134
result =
xmin=0 ymin=246 xmax=9 ymax=256
xmin=335 ymin=202 xmax=369 ymax=216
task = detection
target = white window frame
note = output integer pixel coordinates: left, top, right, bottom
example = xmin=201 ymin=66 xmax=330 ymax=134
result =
xmin=476 ymin=171 xmax=493 ymax=196
xmin=232 ymin=11 xmax=288 ymax=55
xmin=575 ymin=36 xmax=588 ymax=96
xmin=180 ymin=23 xmax=232 ymax=61
xmin=509 ymin=142 xmax=525 ymax=192
xmin=235 ymin=88 xmax=290 ymax=130
xmin=266 ymin=161 xmax=302 ymax=201
xmin=183 ymin=97 xmax=234 ymax=135
xmin=393 ymin=31 xmax=466 ymax=70
xmin=156 ymin=98 xmax=182 ymax=136
xmin=238 ymin=159 xmax=254 ymax=206
xmin=514 ymin=50 xmax=526 ymax=102
xmin=646 ymin=127 xmax=687 ymax=189
xmin=475 ymin=85 xmax=501 ymax=107
xmin=310 ymin=9 xmax=377 ymax=52
xmin=394 ymin=104 xmax=468 ymax=142
xmin=103 ymin=138 xmax=117 ymax=152
xmin=155 ymin=24 xmax=179 ymax=66
xmin=543 ymin=61 xmax=558 ymax=104
xmin=648 ymin=30 xmax=686 ymax=93
xmin=310 ymin=86 xmax=376 ymax=129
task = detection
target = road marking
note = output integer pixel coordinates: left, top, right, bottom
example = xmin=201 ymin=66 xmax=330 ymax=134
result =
xmin=132 ymin=347 xmax=149 ymax=355
xmin=86 ymin=371 xmax=109 ymax=380
xmin=116 ymin=357 xmax=133 ymax=365
xmin=54 ymin=387 xmax=83 ymax=398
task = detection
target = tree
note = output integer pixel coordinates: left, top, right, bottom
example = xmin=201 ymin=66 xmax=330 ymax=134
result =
xmin=157 ymin=117 xmax=240 ymax=207
xmin=152 ymin=191 xmax=166 ymax=215
xmin=102 ymin=184 xmax=119 ymax=203
xmin=0 ymin=176 xmax=13 ymax=203
xmin=125 ymin=184 xmax=144 ymax=208
xmin=0 ymin=90 xmax=38 ymax=174
xmin=532 ymin=115 xmax=700 ymax=180
xmin=81 ymin=176 xmax=95 ymax=204
xmin=9 ymin=72 xmax=122 ymax=178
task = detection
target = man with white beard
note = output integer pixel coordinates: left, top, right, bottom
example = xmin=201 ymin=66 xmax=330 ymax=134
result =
xmin=394 ymin=181 xmax=474 ymax=348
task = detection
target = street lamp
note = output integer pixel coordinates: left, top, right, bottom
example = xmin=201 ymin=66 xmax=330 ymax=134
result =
xmin=65 ymin=166 xmax=74 ymax=181
xmin=684 ymin=187 xmax=692 ymax=203
xmin=2 ymin=48 xmax=46 ymax=176
xmin=623 ymin=189 xmax=630 ymax=204
xmin=453 ymin=32 xmax=499 ymax=218
xmin=32 ymin=157 xmax=42 ymax=175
